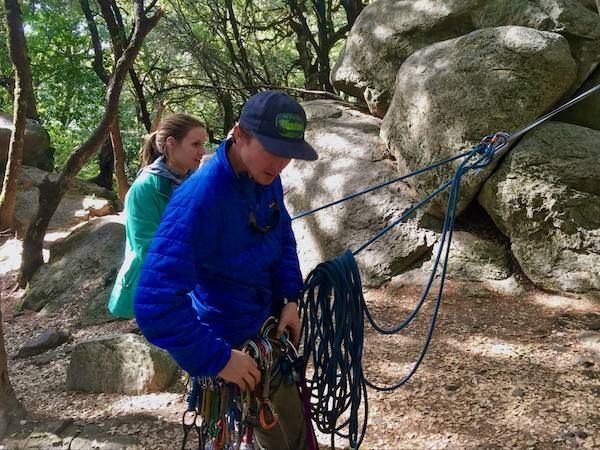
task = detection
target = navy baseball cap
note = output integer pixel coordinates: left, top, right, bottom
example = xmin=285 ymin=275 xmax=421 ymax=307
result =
xmin=239 ymin=91 xmax=318 ymax=161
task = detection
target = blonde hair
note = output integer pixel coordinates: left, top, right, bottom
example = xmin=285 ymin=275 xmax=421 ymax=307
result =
xmin=139 ymin=113 xmax=205 ymax=167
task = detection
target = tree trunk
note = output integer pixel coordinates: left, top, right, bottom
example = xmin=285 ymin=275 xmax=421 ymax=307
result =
xmin=0 ymin=0 xmax=38 ymax=121
xmin=289 ymin=20 xmax=316 ymax=89
xmin=19 ymin=2 xmax=163 ymax=285
xmin=224 ymin=0 xmax=258 ymax=90
xmin=110 ymin=119 xmax=129 ymax=201
xmin=312 ymin=0 xmax=334 ymax=92
xmin=150 ymin=100 xmax=166 ymax=132
xmin=97 ymin=0 xmax=152 ymax=132
xmin=129 ymin=70 xmax=152 ymax=132
xmin=0 ymin=0 xmax=34 ymax=231
xmin=90 ymin=139 xmax=114 ymax=190
xmin=220 ymin=91 xmax=234 ymax=134
xmin=287 ymin=0 xmax=322 ymax=90
xmin=341 ymin=0 xmax=364 ymax=27
xmin=80 ymin=0 xmax=110 ymax=84
xmin=0 ymin=292 xmax=26 ymax=439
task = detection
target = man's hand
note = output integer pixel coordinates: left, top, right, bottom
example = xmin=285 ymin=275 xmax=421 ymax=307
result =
xmin=218 ymin=349 xmax=261 ymax=391
xmin=277 ymin=302 xmax=301 ymax=346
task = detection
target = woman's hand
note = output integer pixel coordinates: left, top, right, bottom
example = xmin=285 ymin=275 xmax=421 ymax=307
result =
xmin=276 ymin=302 xmax=301 ymax=346
xmin=218 ymin=349 xmax=261 ymax=391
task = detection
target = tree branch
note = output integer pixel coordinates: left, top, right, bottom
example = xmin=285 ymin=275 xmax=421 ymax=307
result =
xmin=1 ymin=0 xmax=36 ymax=230
xmin=79 ymin=0 xmax=110 ymax=84
xmin=19 ymin=0 xmax=163 ymax=284
xmin=154 ymin=81 xmax=354 ymax=103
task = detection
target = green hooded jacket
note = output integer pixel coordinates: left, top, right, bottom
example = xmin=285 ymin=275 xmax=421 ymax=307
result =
xmin=108 ymin=171 xmax=172 ymax=318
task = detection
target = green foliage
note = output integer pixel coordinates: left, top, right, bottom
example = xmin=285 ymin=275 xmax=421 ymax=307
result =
xmin=23 ymin=1 xmax=106 ymax=174
xmin=0 ymin=0 xmax=365 ymax=185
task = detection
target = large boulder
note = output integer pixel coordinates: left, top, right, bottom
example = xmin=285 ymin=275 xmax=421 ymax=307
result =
xmin=14 ymin=165 xmax=119 ymax=236
xmin=283 ymin=100 xmax=438 ymax=287
xmin=66 ymin=334 xmax=178 ymax=395
xmin=0 ymin=112 xmax=53 ymax=170
xmin=478 ymin=122 xmax=600 ymax=294
xmin=332 ymin=0 xmax=600 ymax=117
xmin=380 ymin=26 xmax=576 ymax=218
xmin=20 ymin=215 xmax=125 ymax=315
xmin=423 ymin=230 xmax=512 ymax=282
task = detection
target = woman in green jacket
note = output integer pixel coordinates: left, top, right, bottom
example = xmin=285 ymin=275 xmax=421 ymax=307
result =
xmin=108 ymin=113 xmax=206 ymax=318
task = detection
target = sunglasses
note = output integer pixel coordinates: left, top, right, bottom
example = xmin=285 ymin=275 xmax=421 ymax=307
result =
xmin=249 ymin=200 xmax=281 ymax=234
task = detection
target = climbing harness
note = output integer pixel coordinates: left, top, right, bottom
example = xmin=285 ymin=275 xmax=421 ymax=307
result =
xmin=180 ymin=317 xmax=306 ymax=450
xmin=291 ymin=83 xmax=600 ymax=449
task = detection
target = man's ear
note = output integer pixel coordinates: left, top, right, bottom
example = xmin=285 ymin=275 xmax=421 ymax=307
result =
xmin=231 ymin=124 xmax=242 ymax=143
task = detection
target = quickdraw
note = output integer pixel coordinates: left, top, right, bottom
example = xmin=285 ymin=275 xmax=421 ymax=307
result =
xmin=180 ymin=316 xmax=301 ymax=450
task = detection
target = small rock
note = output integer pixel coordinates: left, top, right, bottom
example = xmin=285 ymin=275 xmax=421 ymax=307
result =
xmin=533 ymin=330 xmax=549 ymax=339
xmin=511 ymin=388 xmax=525 ymax=398
xmin=574 ymin=356 xmax=595 ymax=368
xmin=580 ymin=331 xmax=600 ymax=355
xmin=44 ymin=419 xmax=73 ymax=435
xmin=445 ymin=383 xmax=461 ymax=391
xmin=577 ymin=431 xmax=589 ymax=439
xmin=16 ymin=329 xmax=71 ymax=359
xmin=589 ymin=320 xmax=600 ymax=331
xmin=558 ymin=416 xmax=568 ymax=423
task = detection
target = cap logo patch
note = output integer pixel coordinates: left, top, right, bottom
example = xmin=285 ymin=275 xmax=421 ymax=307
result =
xmin=276 ymin=113 xmax=305 ymax=139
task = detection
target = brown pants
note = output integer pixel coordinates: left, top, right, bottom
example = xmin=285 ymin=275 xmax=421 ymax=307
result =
xmin=253 ymin=339 xmax=308 ymax=450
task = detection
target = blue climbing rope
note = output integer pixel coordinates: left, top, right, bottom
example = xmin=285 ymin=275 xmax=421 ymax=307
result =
xmin=291 ymin=149 xmax=473 ymax=221
xmin=298 ymin=136 xmax=499 ymax=449
xmin=294 ymin=83 xmax=600 ymax=450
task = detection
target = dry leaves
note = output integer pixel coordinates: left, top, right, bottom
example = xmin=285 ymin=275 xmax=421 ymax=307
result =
xmin=3 ymin=272 xmax=599 ymax=449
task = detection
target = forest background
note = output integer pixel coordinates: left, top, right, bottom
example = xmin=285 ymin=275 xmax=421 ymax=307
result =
xmin=0 ymin=0 xmax=364 ymax=182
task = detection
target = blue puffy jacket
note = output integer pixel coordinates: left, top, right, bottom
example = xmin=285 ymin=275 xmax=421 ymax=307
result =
xmin=134 ymin=139 xmax=303 ymax=376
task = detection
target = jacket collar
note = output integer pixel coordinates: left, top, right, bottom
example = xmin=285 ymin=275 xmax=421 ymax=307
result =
xmin=216 ymin=139 xmax=257 ymax=198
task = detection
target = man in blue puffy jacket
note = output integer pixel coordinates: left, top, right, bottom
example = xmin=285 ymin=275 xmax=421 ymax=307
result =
xmin=135 ymin=90 xmax=317 ymax=449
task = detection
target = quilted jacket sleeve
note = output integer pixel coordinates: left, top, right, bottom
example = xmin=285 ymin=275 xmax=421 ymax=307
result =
xmin=134 ymin=186 xmax=231 ymax=377
xmin=269 ymin=179 xmax=304 ymax=307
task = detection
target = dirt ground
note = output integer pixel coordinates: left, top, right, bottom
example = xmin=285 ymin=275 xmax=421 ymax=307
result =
xmin=2 ymin=270 xmax=599 ymax=450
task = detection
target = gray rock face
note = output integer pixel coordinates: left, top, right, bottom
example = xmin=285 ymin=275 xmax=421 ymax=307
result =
xmin=424 ymin=231 xmax=511 ymax=281
xmin=580 ymin=331 xmax=600 ymax=358
xmin=332 ymin=0 xmax=600 ymax=116
xmin=0 ymin=112 xmax=53 ymax=171
xmin=16 ymin=329 xmax=71 ymax=359
xmin=21 ymin=215 xmax=125 ymax=314
xmin=7 ymin=420 xmax=141 ymax=450
xmin=66 ymin=334 xmax=178 ymax=395
xmin=556 ymin=70 xmax=600 ymax=131
xmin=14 ymin=165 xmax=119 ymax=236
xmin=283 ymin=100 xmax=438 ymax=287
xmin=479 ymin=122 xmax=600 ymax=293
xmin=381 ymin=26 xmax=576 ymax=218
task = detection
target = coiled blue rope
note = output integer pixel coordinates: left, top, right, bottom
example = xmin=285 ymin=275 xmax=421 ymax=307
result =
xmin=298 ymin=137 xmax=500 ymax=449
xmin=294 ymin=82 xmax=600 ymax=449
